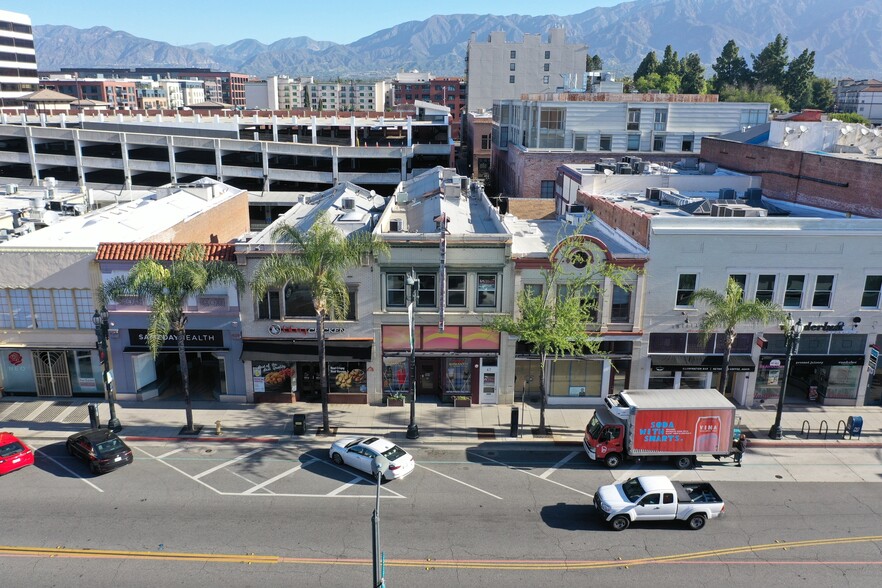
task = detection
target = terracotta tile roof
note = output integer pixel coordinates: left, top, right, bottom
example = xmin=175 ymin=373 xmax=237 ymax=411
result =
xmin=96 ymin=243 xmax=236 ymax=262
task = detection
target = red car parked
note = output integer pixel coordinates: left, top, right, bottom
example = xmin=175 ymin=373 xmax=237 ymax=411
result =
xmin=0 ymin=432 xmax=34 ymax=476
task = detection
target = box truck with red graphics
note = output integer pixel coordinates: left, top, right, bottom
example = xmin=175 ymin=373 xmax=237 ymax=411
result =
xmin=583 ymin=389 xmax=736 ymax=469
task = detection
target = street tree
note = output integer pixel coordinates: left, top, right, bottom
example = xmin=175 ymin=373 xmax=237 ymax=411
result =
xmin=751 ymin=34 xmax=790 ymax=87
xmin=782 ymin=48 xmax=816 ymax=111
xmin=486 ymin=231 xmax=637 ymax=435
xmin=633 ymin=51 xmax=659 ymax=82
xmin=690 ymin=278 xmax=785 ymax=398
xmin=810 ymin=77 xmax=835 ymax=111
xmin=250 ymin=213 xmax=389 ymax=435
xmin=657 ymin=45 xmax=681 ymax=78
xmin=712 ymin=40 xmax=751 ymax=93
xmin=101 ymin=243 xmax=245 ymax=433
xmin=679 ymin=53 xmax=707 ymax=94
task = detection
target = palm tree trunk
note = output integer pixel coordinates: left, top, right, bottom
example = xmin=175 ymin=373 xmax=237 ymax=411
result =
xmin=720 ymin=329 xmax=735 ymax=397
xmin=317 ymin=312 xmax=330 ymax=434
xmin=176 ymin=327 xmax=194 ymax=432
xmin=538 ymin=352 xmax=548 ymax=435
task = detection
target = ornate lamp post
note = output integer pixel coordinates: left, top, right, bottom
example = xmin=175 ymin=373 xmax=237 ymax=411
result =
xmin=768 ymin=313 xmax=803 ymax=440
xmin=93 ymin=307 xmax=122 ymax=432
xmin=405 ymin=270 xmax=420 ymax=440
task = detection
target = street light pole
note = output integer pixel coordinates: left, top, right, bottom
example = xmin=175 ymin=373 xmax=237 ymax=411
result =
xmin=768 ymin=314 xmax=802 ymax=440
xmin=93 ymin=308 xmax=122 ymax=432
xmin=371 ymin=456 xmax=389 ymax=588
xmin=405 ymin=270 xmax=420 ymax=440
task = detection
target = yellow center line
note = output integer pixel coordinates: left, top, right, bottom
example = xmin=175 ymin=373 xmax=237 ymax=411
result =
xmin=2 ymin=535 xmax=881 ymax=571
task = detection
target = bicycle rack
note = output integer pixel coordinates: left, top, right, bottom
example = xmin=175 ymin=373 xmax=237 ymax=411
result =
xmin=801 ymin=420 xmax=811 ymax=439
xmin=819 ymin=420 xmax=829 ymax=440
xmin=836 ymin=419 xmax=849 ymax=439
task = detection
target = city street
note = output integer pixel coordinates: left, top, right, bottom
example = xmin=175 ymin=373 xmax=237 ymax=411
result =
xmin=2 ymin=439 xmax=882 ymax=587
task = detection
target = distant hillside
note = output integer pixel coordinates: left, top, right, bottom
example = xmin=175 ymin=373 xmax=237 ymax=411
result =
xmin=33 ymin=0 xmax=882 ymax=79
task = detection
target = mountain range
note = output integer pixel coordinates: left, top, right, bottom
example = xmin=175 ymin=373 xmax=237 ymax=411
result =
xmin=33 ymin=0 xmax=882 ymax=79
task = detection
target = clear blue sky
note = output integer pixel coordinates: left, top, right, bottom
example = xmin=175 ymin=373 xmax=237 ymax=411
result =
xmin=3 ymin=1 xmax=621 ymax=45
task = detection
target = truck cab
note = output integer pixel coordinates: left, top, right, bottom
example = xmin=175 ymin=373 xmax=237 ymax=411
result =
xmin=583 ymin=408 xmax=626 ymax=468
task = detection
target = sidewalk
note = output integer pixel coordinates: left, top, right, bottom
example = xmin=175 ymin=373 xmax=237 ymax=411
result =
xmin=2 ymin=397 xmax=881 ymax=450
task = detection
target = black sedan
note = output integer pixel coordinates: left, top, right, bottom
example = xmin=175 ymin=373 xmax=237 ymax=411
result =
xmin=66 ymin=429 xmax=133 ymax=474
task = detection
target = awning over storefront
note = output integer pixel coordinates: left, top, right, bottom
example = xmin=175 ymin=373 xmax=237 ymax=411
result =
xmin=241 ymin=339 xmax=373 ymax=362
xmin=651 ymin=355 xmax=755 ymax=372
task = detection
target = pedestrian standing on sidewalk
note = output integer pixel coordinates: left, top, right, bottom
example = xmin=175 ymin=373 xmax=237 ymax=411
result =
xmin=733 ymin=433 xmax=747 ymax=467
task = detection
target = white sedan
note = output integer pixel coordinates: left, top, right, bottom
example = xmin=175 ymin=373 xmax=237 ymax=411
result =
xmin=329 ymin=436 xmax=415 ymax=481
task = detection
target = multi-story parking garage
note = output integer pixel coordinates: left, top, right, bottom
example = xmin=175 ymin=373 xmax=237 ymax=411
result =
xmin=0 ymin=104 xmax=453 ymax=195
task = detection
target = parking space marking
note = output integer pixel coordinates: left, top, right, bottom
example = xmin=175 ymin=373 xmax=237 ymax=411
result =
xmin=327 ymin=476 xmax=365 ymax=496
xmin=134 ymin=446 xmax=222 ymax=495
xmin=243 ymin=458 xmax=320 ymax=495
xmin=416 ymin=464 xmax=503 ymax=500
xmin=538 ymin=450 xmax=579 ymax=479
xmin=469 ymin=452 xmax=593 ymax=498
xmin=192 ymin=448 xmax=267 ymax=480
xmin=36 ymin=450 xmax=103 ymax=493
xmin=157 ymin=448 xmax=186 ymax=460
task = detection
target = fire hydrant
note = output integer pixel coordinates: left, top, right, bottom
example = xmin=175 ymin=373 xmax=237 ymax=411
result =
xmin=215 ymin=420 xmax=222 ymax=436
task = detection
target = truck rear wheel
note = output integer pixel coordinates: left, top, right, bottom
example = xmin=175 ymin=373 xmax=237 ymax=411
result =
xmin=687 ymin=513 xmax=707 ymax=530
xmin=610 ymin=515 xmax=630 ymax=531
xmin=604 ymin=453 xmax=622 ymax=468
xmin=674 ymin=456 xmax=694 ymax=469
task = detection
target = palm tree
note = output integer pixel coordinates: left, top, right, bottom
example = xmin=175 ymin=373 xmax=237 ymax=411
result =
xmin=690 ymin=278 xmax=786 ymax=397
xmin=102 ymin=243 xmax=244 ymax=433
xmin=250 ymin=213 xmax=389 ymax=435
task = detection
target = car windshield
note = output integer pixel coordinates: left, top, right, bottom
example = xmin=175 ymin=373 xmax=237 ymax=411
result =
xmin=382 ymin=445 xmax=406 ymax=461
xmin=0 ymin=441 xmax=24 ymax=457
xmin=621 ymin=478 xmax=645 ymax=502
xmin=587 ymin=414 xmax=603 ymax=439
xmin=95 ymin=438 xmax=125 ymax=454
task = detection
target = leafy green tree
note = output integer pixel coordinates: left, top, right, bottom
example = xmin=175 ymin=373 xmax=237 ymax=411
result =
xmin=635 ymin=72 xmax=681 ymax=94
xmin=719 ymin=83 xmax=789 ymax=112
xmin=486 ymin=232 xmax=636 ymax=435
xmin=712 ymin=40 xmax=751 ymax=93
xmin=809 ymin=77 xmax=835 ymax=111
xmin=690 ymin=278 xmax=785 ymax=398
xmin=679 ymin=53 xmax=707 ymax=94
xmin=633 ymin=51 xmax=659 ymax=81
xmin=658 ymin=45 xmax=681 ymax=78
xmin=586 ymin=54 xmax=603 ymax=71
xmin=782 ymin=48 xmax=816 ymax=111
xmin=751 ymin=34 xmax=789 ymax=87
xmin=102 ymin=244 xmax=245 ymax=433
xmin=830 ymin=112 xmax=870 ymax=124
xmin=250 ymin=213 xmax=389 ymax=434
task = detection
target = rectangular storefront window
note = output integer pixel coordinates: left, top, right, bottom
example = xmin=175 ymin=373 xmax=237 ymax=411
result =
xmin=648 ymin=369 xmax=676 ymax=389
xmin=822 ymin=365 xmax=860 ymax=400
xmin=548 ymin=359 xmax=602 ymax=398
xmin=680 ymin=372 xmax=710 ymax=389
xmin=444 ymin=358 xmax=472 ymax=396
xmin=54 ymin=290 xmax=77 ymax=328
xmin=10 ymin=290 xmax=33 ymax=328
xmin=74 ymin=290 xmax=93 ymax=329
xmin=251 ymin=361 xmax=295 ymax=394
xmin=0 ymin=290 xmax=10 ymax=328
xmin=328 ymin=362 xmax=367 ymax=393
xmin=383 ymin=357 xmax=410 ymax=396
xmin=514 ymin=359 xmax=542 ymax=401
xmin=32 ymin=289 xmax=55 ymax=329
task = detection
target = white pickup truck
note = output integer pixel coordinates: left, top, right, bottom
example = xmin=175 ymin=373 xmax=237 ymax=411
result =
xmin=594 ymin=475 xmax=725 ymax=531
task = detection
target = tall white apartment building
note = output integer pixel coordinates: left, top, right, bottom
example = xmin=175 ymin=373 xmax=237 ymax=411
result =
xmin=0 ymin=10 xmax=38 ymax=107
xmin=246 ymin=76 xmax=388 ymax=112
xmin=465 ymin=28 xmax=586 ymax=112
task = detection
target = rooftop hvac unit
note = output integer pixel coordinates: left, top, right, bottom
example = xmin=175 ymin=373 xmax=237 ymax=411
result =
xmin=745 ymin=187 xmax=763 ymax=201
xmin=633 ymin=161 xmax=648 ymax=174
xmin=341 ymin=197 xmax=356 ymax=210
xmin=741 ymin=208 xmax=768 ymax=217
xmin=646 ymin=187 xmax=662 ymax=201
xmin=389 ymin=219 xmax=402 ymax=232
xmin=719 ymin=188 xmax=736 ymax=199
xmin=615 ymin=162 xmax=632 ymax=174
xmin=5 ymin=183 xmax=18 ymax=194
xmin=395 ymin=191 xmax=408 ymax=205
xmin=699 ymin=162 xmax=718 ymax=174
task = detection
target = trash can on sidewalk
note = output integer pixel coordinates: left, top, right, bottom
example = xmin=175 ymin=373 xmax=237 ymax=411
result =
xmin=846 ymin=416 xmax=863 ymax=439
xmin=87 ymin=403 xmax=100 ymax=429
xmin=510 ymin=406 xmax=519 ymax=437
xmin=292 ymin=414 xmax=306 ymax=436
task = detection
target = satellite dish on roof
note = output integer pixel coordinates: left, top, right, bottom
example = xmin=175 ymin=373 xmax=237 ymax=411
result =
xmin=845 ymin=125 xmax=854 ymax=133
xmin=603 ymin=168 xmax=613 ymax=176
xmin=798 ymin=125 xmax=808 ymax=133
xmin=861 ymin=127 xmax=869 ymax=135
xmin=840 ymin=127 xmax=849 ymax=135
xmin=782 ymin=140 xmax=790 ymax=147
xmin=784 ymin=126 xmax=794 ymax=134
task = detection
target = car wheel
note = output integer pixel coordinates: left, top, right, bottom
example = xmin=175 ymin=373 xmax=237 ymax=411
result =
xmin=610 ymin=515 xmax=630 ymax=531
xmin=89 ymin=462 xmax=100 ymax=475
xmin=331 ymin=453 xmax=344 ymax=465
xmin=688 ymin=514 xmax=707 ymax=530
xmin=675 ymin=456 xmax=694 ymax=470
xmin=604 ymin=453 xmax=622 ymax=468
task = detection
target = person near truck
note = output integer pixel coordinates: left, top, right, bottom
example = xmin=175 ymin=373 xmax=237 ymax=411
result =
xmin=733 ymin=434 xmax=747 ymax=467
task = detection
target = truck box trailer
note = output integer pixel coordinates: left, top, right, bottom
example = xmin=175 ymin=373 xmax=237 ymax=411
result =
xmin=583 ymin=388 xmax=736 ymax=469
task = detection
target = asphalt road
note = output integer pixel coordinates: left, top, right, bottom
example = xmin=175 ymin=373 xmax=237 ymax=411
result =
xmin=2 ymin=439 xmax=882 ymax=587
